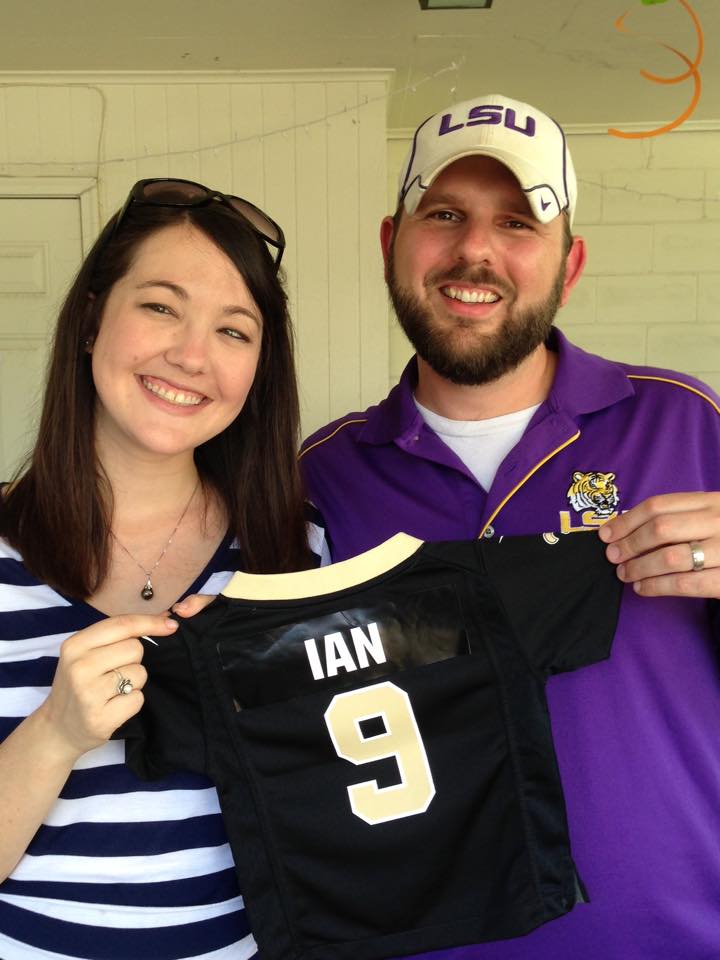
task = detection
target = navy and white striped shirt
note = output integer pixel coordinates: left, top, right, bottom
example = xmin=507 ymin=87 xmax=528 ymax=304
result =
xmin=0 ymin=519 xmax=328 ymax=960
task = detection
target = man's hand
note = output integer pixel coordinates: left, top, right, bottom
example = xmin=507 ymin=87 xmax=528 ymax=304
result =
xmin=598 ymin=492 xmax=720 ymax=598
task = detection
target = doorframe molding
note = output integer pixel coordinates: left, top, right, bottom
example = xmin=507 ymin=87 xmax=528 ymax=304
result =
xmin=0 ymin=177 xmax=99 ymax=255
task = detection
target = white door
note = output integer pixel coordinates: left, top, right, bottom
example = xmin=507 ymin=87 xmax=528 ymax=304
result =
xmin=0 ymin=197 xmax=84 ymax=478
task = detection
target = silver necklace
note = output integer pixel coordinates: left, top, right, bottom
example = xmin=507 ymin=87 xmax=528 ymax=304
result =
xmin=111 ymin=479 xmax=200 ymax=600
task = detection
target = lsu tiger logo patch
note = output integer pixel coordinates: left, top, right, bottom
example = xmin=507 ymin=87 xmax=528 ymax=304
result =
xmin=559 ymin=470 xmax=620 ymax=533
xmin=567 ymin=471 xmax=619 ymax=520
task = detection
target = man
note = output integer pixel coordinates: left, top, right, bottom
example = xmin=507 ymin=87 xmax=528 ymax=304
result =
xmin=300 ymin=94 xmax=720 ymax=959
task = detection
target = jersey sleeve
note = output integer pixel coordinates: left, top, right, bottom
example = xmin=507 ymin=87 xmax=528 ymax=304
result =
xmin=480 ymin=532 xmax=623 ymax=676
xmin=116 ymin=627 xmax=207 ymax=779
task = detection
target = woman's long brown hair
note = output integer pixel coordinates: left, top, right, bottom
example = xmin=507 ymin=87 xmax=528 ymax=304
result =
xmin=0 ymin=202 xmax=312 ymax=597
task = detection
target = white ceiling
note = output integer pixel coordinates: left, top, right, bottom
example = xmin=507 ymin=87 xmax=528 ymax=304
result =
xmin=2 ymin=0 xmax=717 ymax=130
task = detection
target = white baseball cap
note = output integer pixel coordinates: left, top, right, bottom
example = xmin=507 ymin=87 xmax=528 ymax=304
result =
xmin=398 ymin=94 xmax=577 ymax=226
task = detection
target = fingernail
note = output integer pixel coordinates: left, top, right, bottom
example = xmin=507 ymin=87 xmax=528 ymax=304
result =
xmin=598 ymin=524 xmax=612 ymax=541
xmin=164 ymin=618 xmax=179 ymax=630
xmin=606 ymin=544 xmax=621 ymax=563
xmin=616 ymin=563 xmax=626 ymax=580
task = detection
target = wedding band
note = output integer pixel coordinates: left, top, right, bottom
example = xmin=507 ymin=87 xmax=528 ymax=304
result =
xmin=689 ymin=541 xmax=705 ymax=573
xmin=113 ymin=669 xmax=133 ymax=696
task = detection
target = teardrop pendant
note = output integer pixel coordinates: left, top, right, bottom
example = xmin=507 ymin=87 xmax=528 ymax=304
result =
xmin=111 ymin=478 xmax=199 ymax=606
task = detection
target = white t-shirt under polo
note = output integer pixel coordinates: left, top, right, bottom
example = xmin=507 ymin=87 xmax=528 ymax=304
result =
xmin=414 ymin=397 xmax=540 ymax=492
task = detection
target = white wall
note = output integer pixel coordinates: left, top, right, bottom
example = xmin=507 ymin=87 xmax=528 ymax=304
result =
xmin=387 ymin=123 xmax=720 ymax=394
xmin=0 ymin=71 xmax=391 ymax=435
xmin=1 ymin=74 xmax=717 ymax=434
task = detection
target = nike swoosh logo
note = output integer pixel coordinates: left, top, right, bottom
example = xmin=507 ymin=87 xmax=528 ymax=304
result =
xmin=541 ymin=198 xmax=551 ymax=211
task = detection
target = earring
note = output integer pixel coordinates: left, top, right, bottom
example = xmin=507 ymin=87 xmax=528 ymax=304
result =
xmin=83 ymin=337 xmax=94 ymax=353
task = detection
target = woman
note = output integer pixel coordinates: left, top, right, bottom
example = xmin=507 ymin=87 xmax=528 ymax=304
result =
xmin=0 ymin=179 xmax=324 ymax=960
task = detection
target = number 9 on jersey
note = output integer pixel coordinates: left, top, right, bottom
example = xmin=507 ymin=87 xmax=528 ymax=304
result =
xmin=324 ymin=680 xmax=436 ymax=825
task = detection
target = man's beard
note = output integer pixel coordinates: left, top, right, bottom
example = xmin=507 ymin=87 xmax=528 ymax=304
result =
xmin=387 ymin=254 xmax=566 ymax=387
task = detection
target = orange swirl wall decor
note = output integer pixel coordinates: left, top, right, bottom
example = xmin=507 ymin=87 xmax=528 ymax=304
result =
xmin=608 ymin=0 xmax=704 ymax=139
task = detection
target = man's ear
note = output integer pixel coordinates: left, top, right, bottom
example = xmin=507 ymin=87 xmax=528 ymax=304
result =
xmin=379 ymin=216 xmax=396 ymax=282
xmin=559 ymin=235 xmax=587 ymax=307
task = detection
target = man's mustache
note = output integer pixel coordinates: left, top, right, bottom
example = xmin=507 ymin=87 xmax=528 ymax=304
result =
xmin=425 ymin=265 xmax=515 ymax=300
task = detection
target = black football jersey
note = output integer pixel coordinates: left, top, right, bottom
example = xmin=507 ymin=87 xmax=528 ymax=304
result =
xmin=122 ymin=532 xmax=622 ymax=960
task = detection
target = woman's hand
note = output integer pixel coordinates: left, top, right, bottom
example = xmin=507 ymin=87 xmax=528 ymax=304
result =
xmin=172 ymin=593 xmax=217 ymax=618
xmin=38 ymin=613 xmax=179 ymax=762
xmin=0 ymin=612 xmax=179 ymax=880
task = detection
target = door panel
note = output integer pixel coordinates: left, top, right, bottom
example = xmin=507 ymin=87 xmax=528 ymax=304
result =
xmin=0 ymin=197 xmax=83 ymax=477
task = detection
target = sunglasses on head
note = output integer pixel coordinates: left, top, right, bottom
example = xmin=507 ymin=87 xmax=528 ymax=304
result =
xmin=111 ymin=178 xmax=285 ymax=270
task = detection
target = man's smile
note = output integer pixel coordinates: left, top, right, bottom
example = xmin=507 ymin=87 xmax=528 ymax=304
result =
xmin=440 ymin=286 xmax=501 ymax=304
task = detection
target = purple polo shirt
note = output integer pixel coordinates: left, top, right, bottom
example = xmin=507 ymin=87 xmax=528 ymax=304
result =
xmin=300 ymin=328 xmax=720 ymax=960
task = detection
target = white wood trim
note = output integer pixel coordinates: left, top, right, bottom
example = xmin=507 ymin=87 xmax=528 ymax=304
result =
xmin=0 ymin=176 xmax=95 ymax=195
xmin=0 ymin=334 xmax=50 ymax=344
xmin=565 ymin=120 xmax=720 ymax=135
xmin=0 ymin=177 xmax=99 ymax=255
xmin=0 ymin=69 xmax=394 ymax=87
xmin=389 ymin=119 xmax=720 ymax=138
